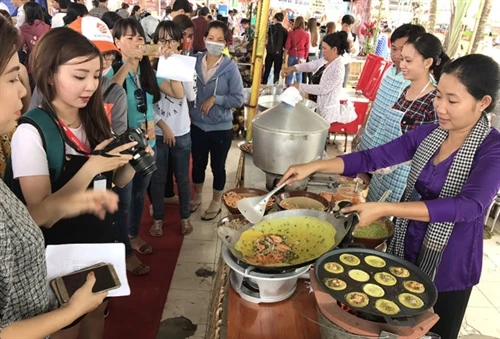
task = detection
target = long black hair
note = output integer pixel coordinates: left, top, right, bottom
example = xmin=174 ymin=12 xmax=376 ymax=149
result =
xmin=113 ymin=18 xmax=161 ymax=103
xmin=24 ymin=2 xmax=45 ymax=25
xmin=406 ymin=33 xmax=450 ymax=82
xmin=442 ymin=54 xmax=500 ymax=112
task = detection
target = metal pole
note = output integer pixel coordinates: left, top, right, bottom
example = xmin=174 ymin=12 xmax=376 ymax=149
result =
xmin=246 ymin=0 xmax=270 ymax=141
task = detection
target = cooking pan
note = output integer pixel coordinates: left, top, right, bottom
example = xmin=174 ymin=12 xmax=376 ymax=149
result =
xmin=274 ymin=191 xmax=331 ymax=212
xmin=315 ymin=248 xmax=438 ymax=325
xmin=217 ymin=209 xmax=357 ymax=273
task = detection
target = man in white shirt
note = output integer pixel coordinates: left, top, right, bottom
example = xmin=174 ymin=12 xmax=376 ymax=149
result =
xmin=340 ymin=14 xmax=360 ymax=88
xmin=12 ymin=0 xmax=28 ymax=27
xmin=140 ymin=12 xmax=159 ymax=43
xmin=50 ymin=0 xmax=69 ymax=28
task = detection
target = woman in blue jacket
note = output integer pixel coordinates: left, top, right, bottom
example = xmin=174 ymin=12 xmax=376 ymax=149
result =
xmin=189 ymin=20 xmax=244 ymax=220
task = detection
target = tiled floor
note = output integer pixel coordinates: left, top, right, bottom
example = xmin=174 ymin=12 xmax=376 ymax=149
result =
xmin=160 ymin=139 xmax=500 ymax=339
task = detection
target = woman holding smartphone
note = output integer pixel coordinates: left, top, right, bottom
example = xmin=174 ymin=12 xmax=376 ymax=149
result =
xmin=110 ymin=18 xmax=183 ymax=275
xmin=9 ymin=27 xmax=137 ymax=339
xmin=0 ymin=18 xmax=120 ymax=338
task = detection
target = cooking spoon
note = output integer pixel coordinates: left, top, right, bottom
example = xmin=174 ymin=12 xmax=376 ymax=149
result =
xmin=237 ymin=182 xmax=287 ymax=224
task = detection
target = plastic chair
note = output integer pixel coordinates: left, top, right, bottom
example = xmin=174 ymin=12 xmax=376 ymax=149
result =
xmin=362 ymin=60 xmax=393 ymax=101
xmin=328 ymin=100 xmax=370 ymax=152
xmin=355 ymin=54 xmax=386 ymax=93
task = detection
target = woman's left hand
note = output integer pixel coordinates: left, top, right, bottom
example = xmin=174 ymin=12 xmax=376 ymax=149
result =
xmin=340 ymin=202 xmax=387 ymax=227
xmin=291 ymin=82 xmax=300 ymax=89
xmin=145 ymin=145 xmax=155 ymax=157
xmin=200 ymin=96 xmax=216 ymax=115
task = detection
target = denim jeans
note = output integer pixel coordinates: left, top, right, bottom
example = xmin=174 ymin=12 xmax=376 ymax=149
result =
xmin=286 ymin=56 xmax=302 ymax=85
xmin=151 ymin=133 xmax=191 ymax=220
xmin=191 ymin=125 xmax=232 ymax=191
xmin=115 ymin=166 xmax=153 ymax=255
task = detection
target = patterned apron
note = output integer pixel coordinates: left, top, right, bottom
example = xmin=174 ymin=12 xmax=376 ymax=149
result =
xmin=358 ymin=67 xmax=410 ymax=203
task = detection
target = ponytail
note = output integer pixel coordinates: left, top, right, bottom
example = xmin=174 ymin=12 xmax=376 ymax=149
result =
xmin=432 ymin=51 xmax=451 ymax=82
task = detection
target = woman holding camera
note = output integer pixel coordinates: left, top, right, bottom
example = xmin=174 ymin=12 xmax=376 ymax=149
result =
xmin=7 ymin=27 xmax=136 ymax=339
xmin=109 ymin=18 xmax=183 ymax=275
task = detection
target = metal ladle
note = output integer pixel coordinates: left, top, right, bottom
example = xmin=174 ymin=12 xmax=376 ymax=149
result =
xmin=237 ymin=182 xmax=287 ymax=224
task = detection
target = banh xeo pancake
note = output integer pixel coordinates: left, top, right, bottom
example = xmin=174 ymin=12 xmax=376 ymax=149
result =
xmin=364 ymin=255 xmax=386 ymax=268
xmin=339 ymin=254 xmax=360 ymax=266
xmin=324 ymin=278 xmax=347 ymax=291
xmin=348 ymin=269 xmax=370 ymax=282
xmin=375 ymin=299 xmax=401 ymax=315
xmin=403 ymin=280 xmax=426 ymax=294
xmin=345 ymin=292 xmax=369 ymax=308
xmin=374 ymin=272 xmax=397 ymax=286
xmin=324 ymin=262 xmax=344 ymax=274
xmin=279 ymin=197 xmax=324 ymax=211
xmin=398 ymin=293 xmax=424 ymax=309
xmin=363 ymin=283 xmax=385 ymax=298
xmin=352 ymin=220 xmax=389 ymax=239
xmin=234 ymin=216 xmax=336 ymax=267
xmin=390 ymin=266 xmax=410 ymax=278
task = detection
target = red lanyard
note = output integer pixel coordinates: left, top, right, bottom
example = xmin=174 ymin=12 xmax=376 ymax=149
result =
xmin=56 ymin=118 xmax=91 ymax=156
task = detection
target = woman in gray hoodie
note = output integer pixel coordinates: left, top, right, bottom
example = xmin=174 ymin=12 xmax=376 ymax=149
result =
xmin=189 ymin=20 xmax=244 ymax=220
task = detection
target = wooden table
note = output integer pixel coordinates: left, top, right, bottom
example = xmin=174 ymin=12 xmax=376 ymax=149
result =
xmin=226 ymin=280 xmax=322 ymax=339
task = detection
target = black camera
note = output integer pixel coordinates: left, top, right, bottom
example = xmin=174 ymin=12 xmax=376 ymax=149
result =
xmin=104 ymin=128 xmax=157 ymax=176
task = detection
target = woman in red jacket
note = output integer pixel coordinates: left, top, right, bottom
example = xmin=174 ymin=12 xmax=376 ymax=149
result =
xmin=284 ymin=16 xmax=309 ymax=85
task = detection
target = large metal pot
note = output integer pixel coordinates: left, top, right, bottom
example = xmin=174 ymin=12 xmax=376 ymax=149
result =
xmin=258 ymin=95 xmax=317 ymax=112
xmin=252 ymin=101 xmax=330 ymax=176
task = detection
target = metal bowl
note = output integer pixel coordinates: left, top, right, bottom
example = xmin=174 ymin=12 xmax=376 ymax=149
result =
xmin=222 ymin=188 xmax=275 ymax=215
xmin=274 ymin=191 xmax=330 ymax=212
xmin=217 ymin=214 xmax=250 ymax=230
xmin=351 ymin=218 xmax=395 ymax=249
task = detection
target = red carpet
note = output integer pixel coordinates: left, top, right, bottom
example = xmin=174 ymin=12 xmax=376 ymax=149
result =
xmin=103 ymin=199 xmax=184 ymax=339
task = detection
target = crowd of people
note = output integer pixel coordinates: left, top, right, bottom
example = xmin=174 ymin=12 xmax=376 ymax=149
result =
xmin=0 ymin=1 xmax=500 ymax=339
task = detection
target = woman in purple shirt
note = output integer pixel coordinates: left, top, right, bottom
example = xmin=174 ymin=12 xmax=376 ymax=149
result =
xmin=279 ymin=54 xmax=500 ymax=339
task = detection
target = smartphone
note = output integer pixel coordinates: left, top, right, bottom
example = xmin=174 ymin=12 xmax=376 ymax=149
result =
xmin=139 ymin=44 xmax=162 ymax=56
xmin=55 ymin=263 xmax=121 ymax=303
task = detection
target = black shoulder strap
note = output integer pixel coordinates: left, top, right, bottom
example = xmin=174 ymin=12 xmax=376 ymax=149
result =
xmin=112 ymin=62 xmax=127 ymax=93
xmin=103 ymin=82 xmax=118 ymax=100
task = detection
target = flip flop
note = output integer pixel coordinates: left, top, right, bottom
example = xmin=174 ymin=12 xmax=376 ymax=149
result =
xmin=190 ymin=200 xmax=202 ymax=213
xmin=201 ymin=208 xmax=221 ymax=221
xmin=129 ymin=236 xmax=153 ymax=255
xmin=128 ymin=262 xmax=150 ymax=275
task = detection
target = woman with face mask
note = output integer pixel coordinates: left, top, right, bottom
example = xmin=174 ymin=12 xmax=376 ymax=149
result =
xmin=189 ymin=20 xmax=244 ymax=220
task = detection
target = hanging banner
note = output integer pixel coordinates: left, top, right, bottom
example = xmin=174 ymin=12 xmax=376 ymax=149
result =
xmin=309 ymin=0 xmax=325 ymax=12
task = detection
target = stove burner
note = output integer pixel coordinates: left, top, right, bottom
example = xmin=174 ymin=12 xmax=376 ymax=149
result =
xmin=242 ymin=278 xmax=260 ymax=292
xmin=337 ymin=301 xmax=385 ymax=323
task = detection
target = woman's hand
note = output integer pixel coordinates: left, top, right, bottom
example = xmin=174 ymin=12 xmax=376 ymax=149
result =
xmin=291 ymin=82 xmax=300 ymax=89
xmin=122 ymin=48 xmax=143 ymax=69
xmin=340 ymin=202 xmax=387 ymax=227
xmin=86 ymin=138 xmax=136 ymax=175
xmin=157 ymin=43 xmax=180 ymax=59
xmin=200 ymin=96 xmax=216 ymax=115
xmin=67 ymin=272 xmax=107 ymax=316
xmin=281 ymin=67 xmax=293 ymax=78
xmin=161 ymin=124 xmax=176 ymax=147
xmin=56 ymin=189 xmax=120 ymax=220
xmin=277 ymin=162 xmax=317 ymax=186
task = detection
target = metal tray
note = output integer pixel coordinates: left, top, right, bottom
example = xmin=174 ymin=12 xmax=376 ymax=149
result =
xmin=315 ymin=248 xmax=438 ymax=319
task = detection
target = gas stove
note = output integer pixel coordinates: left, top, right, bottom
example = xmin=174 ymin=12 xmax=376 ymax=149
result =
xmin=221 ymin=245 xmax=310 ymax=304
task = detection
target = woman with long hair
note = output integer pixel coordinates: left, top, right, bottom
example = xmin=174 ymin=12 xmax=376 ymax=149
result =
xmin=189 ymin=21 xmax=244 ymax=220
xmin=130 ymin=5 xmax=141 ymax=20
xmin=284 ymin=16 xmax=309 ymax=85
xmin=280 ymin=53 xmax=500 ymax=339
xmin=303 ymin=17 xmax=319 ymax=83
xmin=109 ymin=17 xmax=183 ymax=275
xmin=8 ymin=27 xmax=137 ymax=339
xmin=150 ymin=21 xmax=195 ymax=236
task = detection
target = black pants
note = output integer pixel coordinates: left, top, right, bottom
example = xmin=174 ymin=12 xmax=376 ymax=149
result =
xmin=430 ymin=287 xmax=472 ymax=339
xmin=262 ymin=53 xmax=284 ymax=84
xmin=190 ymin=125 xmax=232 ymax=191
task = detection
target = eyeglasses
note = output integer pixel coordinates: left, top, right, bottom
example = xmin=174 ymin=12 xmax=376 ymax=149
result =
xmin=103 ymin=52 xmax=116 ymax=61
xmin=134 ymin=89 xmax=146 ymax=113
xmin=159 ymin=38 xmax=178 ymax=45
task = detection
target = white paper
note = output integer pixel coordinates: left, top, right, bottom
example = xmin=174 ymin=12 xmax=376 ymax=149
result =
xmin=45 ymin=243 xmax=130 ymax=297
xmin=157 ymin=54 xmax=197 ymax=82
xmin=279 ymin=87 xmax=303 ymax=107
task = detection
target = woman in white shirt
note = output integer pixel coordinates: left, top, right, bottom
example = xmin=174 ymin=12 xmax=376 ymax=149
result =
xmin=303 ymin=17 xmax=320 ymax=84
xmin=150 ymin=20 xmax=194 ymax=236
xmin=282 ymin=32 xmax=351 ymax=123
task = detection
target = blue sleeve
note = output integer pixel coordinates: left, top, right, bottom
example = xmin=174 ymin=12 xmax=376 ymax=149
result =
xmin=214 ymin=63 xmax=244 ymax=109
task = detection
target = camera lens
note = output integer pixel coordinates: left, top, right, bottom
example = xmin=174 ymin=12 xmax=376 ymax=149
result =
xmin=130 ymin=151 xmax=157 ymax=176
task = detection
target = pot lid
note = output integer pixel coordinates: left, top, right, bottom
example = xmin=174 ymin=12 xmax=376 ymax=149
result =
xmin=253 ymin=101 xmax=330 ymax=134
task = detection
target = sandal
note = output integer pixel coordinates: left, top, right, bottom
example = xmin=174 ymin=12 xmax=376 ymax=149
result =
xmin=126 ymin=254 xmax=150 ymax=275
xmin=149 ymin=220 xmax=164 ymax=237
xmin=190 ymin=200 xmax=202 ymax=213
xmin=129 ymin=236 xmax=153 ymax=255
xmin=201 ymin=208 xmax=221 ymax=221
xmin=181 ymin=219 xmax=193 ymax=235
